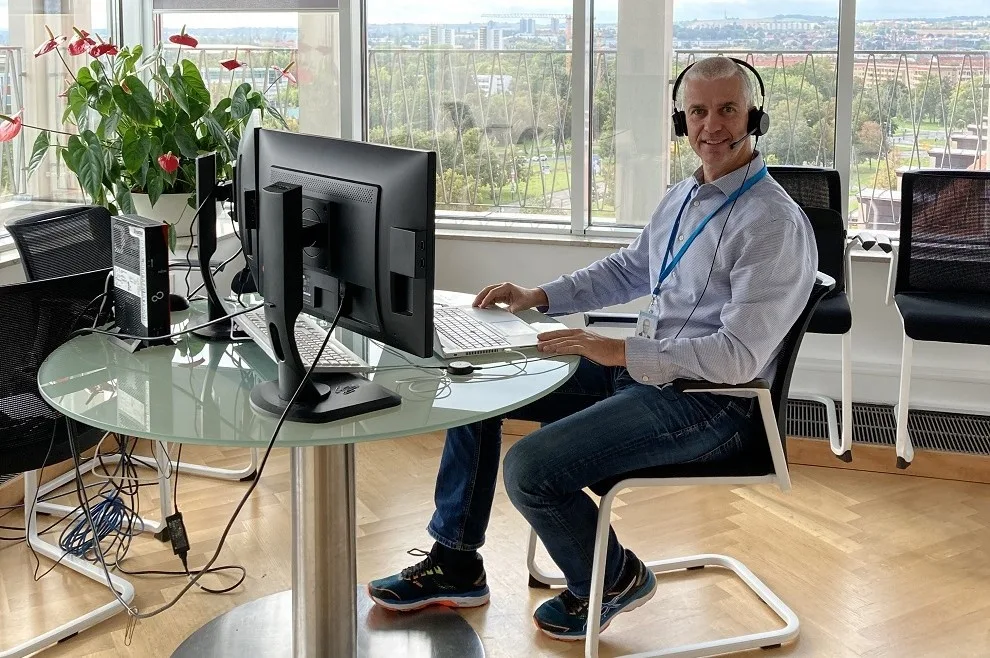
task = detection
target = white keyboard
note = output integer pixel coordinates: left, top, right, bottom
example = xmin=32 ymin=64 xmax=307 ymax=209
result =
xmin=434 ymin=306 xmax=509 ymax=351
xmin=235 ymin=306 xmax=371 ymax=372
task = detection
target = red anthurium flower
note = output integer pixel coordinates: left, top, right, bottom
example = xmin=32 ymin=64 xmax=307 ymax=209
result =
xmin=169 ymin=26 xmax=199 ymax=49
xmin=68 ymin=28 xmax=96 ymax=56
xmin=33 ymin=26 xmax=66 ymax=58
xmin=221 ymin=58 xmax=244 ymax=71
xmin=272 ymin=63 xmax=296 ymax=85
xmin=90 ymin=43 xmax=119 ymax=57
xmin=158 ymin=152 xmax=180 ymax=174
xmin=0 ymin=111 xmax=23 ymax=142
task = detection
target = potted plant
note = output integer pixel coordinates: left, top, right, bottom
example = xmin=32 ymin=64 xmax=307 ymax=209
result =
xmin=0 ymin=26 xmax=292 ymax=250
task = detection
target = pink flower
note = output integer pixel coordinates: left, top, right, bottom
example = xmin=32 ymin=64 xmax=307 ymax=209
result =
xmin=0 ymin=111 xmax=23 ymax=142
xmin=168 ymin=28 xmax=199 ymax=49
xmin=90 ymin=43 xmax=119 ymax=57
xmin=33 ymin=27 xmax=66 ymax=58
xmin=158 ymin=152 xmax=180 ymax=174
xmin=68 ymin=29 xmax=96 ymax=56
xmin=221 ymin=58 xmax=244 ymax=71
xmin=272 ymin=63 xmax=296 ymax=85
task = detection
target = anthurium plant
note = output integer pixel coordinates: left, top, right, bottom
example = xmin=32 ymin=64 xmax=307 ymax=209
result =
xmin=0 ymin=26 xmax=292 ymax=249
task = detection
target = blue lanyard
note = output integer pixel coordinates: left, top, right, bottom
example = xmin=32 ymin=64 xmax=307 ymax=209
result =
xmin=653 ymin=165 xmax=767 ymax=296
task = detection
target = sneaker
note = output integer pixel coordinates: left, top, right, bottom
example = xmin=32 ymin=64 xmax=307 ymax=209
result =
xmin=367 ymin=547 xmax=490 ymax=612
xmin=533 ymin=550 xmax=657 ymax=641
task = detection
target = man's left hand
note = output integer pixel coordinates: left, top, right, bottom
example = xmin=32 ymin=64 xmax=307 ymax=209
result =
xmin=537 ymin=329 xmax=626 ymax=366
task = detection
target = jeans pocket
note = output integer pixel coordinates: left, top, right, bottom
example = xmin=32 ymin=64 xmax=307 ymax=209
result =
xmin=684 ymin=431 xmax=746 ymax=464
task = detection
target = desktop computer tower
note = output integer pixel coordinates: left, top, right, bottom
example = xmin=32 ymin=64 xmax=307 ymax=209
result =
xmin=111 ymin=214 xmax=171 ymax=342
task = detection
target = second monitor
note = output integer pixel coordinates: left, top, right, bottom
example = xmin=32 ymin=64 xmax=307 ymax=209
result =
xmin=239 ymin=128 xmax=436 ymax=422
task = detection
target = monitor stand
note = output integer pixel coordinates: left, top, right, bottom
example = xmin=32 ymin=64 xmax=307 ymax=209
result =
xmin=248 ymin=181 xmax=400 ymax=423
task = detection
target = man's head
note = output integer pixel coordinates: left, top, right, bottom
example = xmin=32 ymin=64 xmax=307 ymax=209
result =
xmin=678 ymin=57 xmax=760 ymax=182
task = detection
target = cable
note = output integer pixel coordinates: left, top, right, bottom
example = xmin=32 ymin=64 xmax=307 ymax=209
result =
xmin=673 ymin=139 xmax=760 ymax=340
xmin=66 ymin=292 xmax=347 ymax=624
xmin=66 ymin=302 xmax=263 ymax=343
xmin=186 ymin=246 xmax=244 ymax=298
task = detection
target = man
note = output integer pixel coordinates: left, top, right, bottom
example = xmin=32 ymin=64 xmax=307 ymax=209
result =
xmin=368 ymin=56 xmax=818 ymax=640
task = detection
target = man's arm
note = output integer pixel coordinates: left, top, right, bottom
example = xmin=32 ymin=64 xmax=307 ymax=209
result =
xmin=538 ymin=221 xmax=654 ymax=315
xmin=624 ymin=217 xmax=816 ymax=385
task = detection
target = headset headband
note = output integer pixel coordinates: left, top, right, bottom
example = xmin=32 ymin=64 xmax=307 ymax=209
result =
xmin=671 ymin=57 xmax=766 ymax=111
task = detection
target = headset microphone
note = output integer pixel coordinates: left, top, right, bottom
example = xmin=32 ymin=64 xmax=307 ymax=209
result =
xmin=729 ymin=127 xmax=758 ymax=150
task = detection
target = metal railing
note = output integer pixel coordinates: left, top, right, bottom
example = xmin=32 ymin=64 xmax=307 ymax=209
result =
xmin=0 ymin=47 xmax=26 ymax=202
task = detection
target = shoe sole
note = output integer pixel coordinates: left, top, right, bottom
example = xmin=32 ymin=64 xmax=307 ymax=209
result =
xmin=535 ymin=573 xmax=659 ymax=642
xmin=367 ymin=584 xmax=491 ymax=612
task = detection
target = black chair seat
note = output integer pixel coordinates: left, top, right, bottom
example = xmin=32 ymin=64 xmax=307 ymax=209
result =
xmin=806 ymin=292 xmax=851 ymax=335
xmin=0 ymin=392 xmax=104 ymax=476
xmin=589 ymin=441 xmax=774 ymax=496
xmin=895 ymin=292 xmax=990 ymax=345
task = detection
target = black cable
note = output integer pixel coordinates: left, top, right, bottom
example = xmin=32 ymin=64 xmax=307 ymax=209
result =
xmin=66 ymin=302 xmax=263 ymax=343
xmin=187 ymin=246 xmax=244 ymax=298
xmin=673 ymin=138 xmax=760 ymax=340
xmin=66 ymin=294 xmax=347 ymax=621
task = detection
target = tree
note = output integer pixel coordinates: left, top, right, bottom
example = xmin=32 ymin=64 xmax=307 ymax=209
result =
xmin=856 ymin=120 xmax=886 ymax=165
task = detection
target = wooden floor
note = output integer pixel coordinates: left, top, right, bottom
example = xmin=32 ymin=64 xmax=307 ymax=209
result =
xmin=3 ymin=431 xmax=990 ymax=658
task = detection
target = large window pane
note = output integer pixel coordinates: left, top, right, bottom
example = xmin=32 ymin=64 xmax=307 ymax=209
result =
xmin=156 ymin=11 xmax=340 ymax=137
xmin=366 ymin=1 xmax=574 ymax=223
xmin=1 ymin=0 xmax=110 ymax=214
xmin=851 ymin=4 xmax=989 ymax=232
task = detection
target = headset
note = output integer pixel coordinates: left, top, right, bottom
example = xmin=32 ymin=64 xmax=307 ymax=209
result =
xmin=671 ymin=57 xmax=770 ymax=143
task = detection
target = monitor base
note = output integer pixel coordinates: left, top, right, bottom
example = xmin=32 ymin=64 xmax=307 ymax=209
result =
xmin=250 ymin=374 xmax=401 ymax=423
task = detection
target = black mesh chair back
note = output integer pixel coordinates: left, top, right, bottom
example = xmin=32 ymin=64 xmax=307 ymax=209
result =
xmin=897 ymin=170 xmax=990 ymax=296
xmin=0 ymin=269 xmax=111 ymax=476
xmin=769 ymin=165 xmax=842 ymax=212
xmin=805 ymin=207 xmax=847 ymax=295
xmin=6 ymin=205 xmax=112 ymax=281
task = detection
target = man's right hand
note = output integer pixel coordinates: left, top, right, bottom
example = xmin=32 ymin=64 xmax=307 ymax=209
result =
xmin=473 ymin=282 xmax=549 ymax=313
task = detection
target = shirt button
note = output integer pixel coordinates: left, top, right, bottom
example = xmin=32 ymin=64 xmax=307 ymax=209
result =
xmin=642 ymin=375 xmax=650 ymax=382
xmin=678 ymin=234 xmax=684 ymax=241
xmin=692 ymin=200 xmax=700 ymax=207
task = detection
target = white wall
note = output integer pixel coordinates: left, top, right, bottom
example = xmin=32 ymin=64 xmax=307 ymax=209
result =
xmin=435 ymin=235 xmax=990 ymax=414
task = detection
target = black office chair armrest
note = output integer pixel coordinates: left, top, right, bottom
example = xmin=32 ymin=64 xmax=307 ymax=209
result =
xmin=584 ymin=312 xmax=637 ymax=327
xmin=673 ymin=378 xmax=771 ymax=392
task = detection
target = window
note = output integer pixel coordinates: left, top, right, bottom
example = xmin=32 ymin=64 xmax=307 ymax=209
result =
xmin=850 ymin=2 xmax=989 ymax=232
xmin=0 ymin=0 xmax=111 ymax=217
xmin=365 ymin=0 xmax=574 ymax=224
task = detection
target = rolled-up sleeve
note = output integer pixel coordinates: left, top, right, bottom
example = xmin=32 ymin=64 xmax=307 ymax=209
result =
xmin=539 ymin=222 xmax=654 ymax=316
xmin=624 ymin=216 xmax=816 ymax=385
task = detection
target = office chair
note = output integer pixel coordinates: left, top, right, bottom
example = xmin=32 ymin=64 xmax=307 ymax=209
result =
xmin=6 ymin=204 xmax=258 ymax=484
xmin=0 ymin=270 xmax=134 ymax=658
xmin=885 ymin=170 xmax=990 ymax=468
xmin=526 ymin=272 xmax=834 ymax=658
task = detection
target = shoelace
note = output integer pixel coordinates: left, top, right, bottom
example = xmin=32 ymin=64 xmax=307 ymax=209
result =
xmin=400 ymin=548 xmax=438 ymax=581
xmin=559 ymin=589 xmax=590 ymax=616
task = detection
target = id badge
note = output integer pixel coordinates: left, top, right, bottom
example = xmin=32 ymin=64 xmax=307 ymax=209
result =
xmin=635 ymin=311 xmax=660 ymax=339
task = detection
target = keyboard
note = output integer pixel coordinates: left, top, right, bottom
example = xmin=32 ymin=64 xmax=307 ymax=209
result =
xmin=235 ymin=306 xmax=371 ymax=372
xmin=434 ymin=306 xmax=509 ymax=351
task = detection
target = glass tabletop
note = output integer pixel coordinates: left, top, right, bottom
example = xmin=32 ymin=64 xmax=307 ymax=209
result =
xmin=37 ymin=294 xmax=579 ymax=448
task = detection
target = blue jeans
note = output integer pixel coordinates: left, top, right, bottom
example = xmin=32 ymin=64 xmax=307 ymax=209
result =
xmin=428 ymin=358 xmax=758 ymax=597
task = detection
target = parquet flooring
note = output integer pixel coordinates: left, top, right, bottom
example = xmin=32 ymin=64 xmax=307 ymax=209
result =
xmin=2 ymin=431 xmax=990 ymax=657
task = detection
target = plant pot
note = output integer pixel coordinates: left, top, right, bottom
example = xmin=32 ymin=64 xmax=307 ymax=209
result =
xmin=132 ymin=192 xmax=198 ymax=242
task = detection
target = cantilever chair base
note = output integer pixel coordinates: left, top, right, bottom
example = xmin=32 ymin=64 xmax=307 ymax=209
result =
xmin=2 ymin=471 xmax=134 ymax=658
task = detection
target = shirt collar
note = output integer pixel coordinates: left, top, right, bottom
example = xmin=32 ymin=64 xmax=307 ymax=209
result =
xmin=691 ymin=151 xmax=766 ymax=197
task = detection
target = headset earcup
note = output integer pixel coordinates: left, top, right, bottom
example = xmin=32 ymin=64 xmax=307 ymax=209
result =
xmin=672 ymin=110 xmax=687 ymax=137
xmin=749 ymin=108 xmax=770 ymax=137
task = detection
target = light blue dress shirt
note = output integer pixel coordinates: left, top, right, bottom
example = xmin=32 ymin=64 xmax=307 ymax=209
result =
xmin=539 ymin=152 xmax=819 ymax=385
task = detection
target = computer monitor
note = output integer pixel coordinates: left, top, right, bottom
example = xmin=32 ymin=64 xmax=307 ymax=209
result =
xmin=239 ymin=128 xmax=437 ymax=423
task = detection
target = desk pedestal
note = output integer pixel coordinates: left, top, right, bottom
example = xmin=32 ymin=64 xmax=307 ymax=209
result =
xmin=172 ymin=444 xmax=485 ymax=658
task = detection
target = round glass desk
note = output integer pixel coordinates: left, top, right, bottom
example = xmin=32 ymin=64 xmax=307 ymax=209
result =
xmin=37 ymin=297 xmax=578 ymax=658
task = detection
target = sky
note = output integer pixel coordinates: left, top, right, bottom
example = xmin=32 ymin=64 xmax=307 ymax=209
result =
xmin=1 ymin=1 xmax=988 ymax=30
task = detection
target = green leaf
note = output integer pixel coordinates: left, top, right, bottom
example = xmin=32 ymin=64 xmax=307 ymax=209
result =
xmin=263 ymin=104 xmax=289 ymax=129
xmin=147 ymin=167 xmax=164 ymax=207
xmin=90 ymin=59 xmax=103 ymax=77
xmin=213 ymin=97 xmax=232 ymax=115
xmin=201 ymin=114 xmax=234 ymax=160
xmin=168 ymin=224 xmax=177 ymax=253
xmin=63 ymin=135 xmax=85 ymax=174
xmin=116 ymin=182 xmax=135 ymax=214
xmin=26 ymin=130 xmax=50 ymax=179
xmin=247 ymin=91 xmax=264 ymax=110
xmin=112 ymin=76 xmax=156 ymax=125
xmin=173 ymin=121 xmax=200 ymax=159
xmin=175 ymin=59 xmax=211 ymax=122
xmin=122 ymin=131 xmax=151 ymax=173
xmin=137 ymin=160 xmax=149 ymax=188
xmin=76 ymin=66 xmax=98 ymax=93
xmin=97 ymin=111 xmax=120 ymax=141
xmin=77 ymin=131 xmax=106 ymax=203
xmin=230 ymin=83 xmax=251 ymax=120
xmin=68 ymin=86 xmax=88 ymax=125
